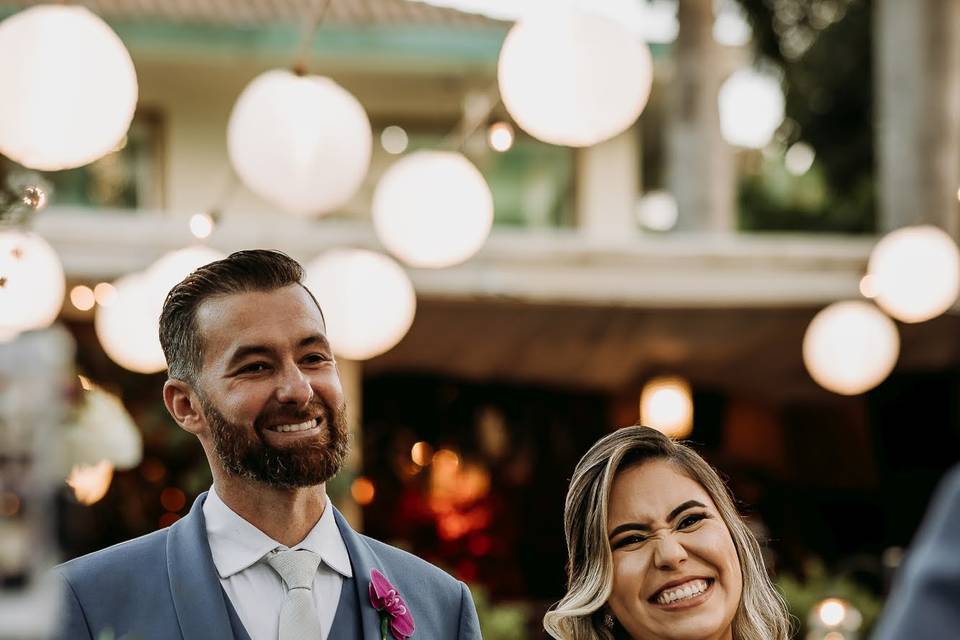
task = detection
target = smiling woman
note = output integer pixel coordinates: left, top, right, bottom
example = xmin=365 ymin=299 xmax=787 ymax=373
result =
xmin=543 ymin=426 xmax=791 ymax=640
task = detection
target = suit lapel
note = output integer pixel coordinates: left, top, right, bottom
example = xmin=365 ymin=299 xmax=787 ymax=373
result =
xmin=166 ymin=492 xmax=238 ymax=640
xmin=334 ymin=507 xmax=392 ymax=640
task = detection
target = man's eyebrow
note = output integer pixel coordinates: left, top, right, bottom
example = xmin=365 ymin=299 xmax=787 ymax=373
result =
xmin=226 ymin=344 xmax=275 ymax=369
xmin=299 ymin=334 xmax=331 ymax=351
xmin=608 ymin=500 xmax=708 ymax=540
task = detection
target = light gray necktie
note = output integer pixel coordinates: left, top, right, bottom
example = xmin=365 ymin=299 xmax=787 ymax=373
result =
xmin=266 ymin=549 xmax=323 ymax=640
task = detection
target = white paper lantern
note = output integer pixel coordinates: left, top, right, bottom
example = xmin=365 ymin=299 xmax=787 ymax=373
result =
xmin=145 ymin=245 xmax=226 ymax=302
xmin=640 ymin=376 xmax=693 ymax=438
xmin=65 ymin=387 xmax=142 ymax=469
xmin=0 ymin=5 xmax=138 ymax=170
xmin=803 ymin=301 xmax=899 ymax=395
xmin=0 ymin=230 xmax=65 ymax=340
xmin=228 ymin=69 xmax=372 ymax=216
xmin=868 ymin=225 xmax=960 ymax=323
xmin=304 ymin=249 xmax=416 ymax=360
xmin=95 ymin=246 xmax=225 ymax=373
xmin=718 ymin=68 xmax=785 ymax=149
xmin=497 ymin=10 xmax=653 ymax=147
xmin=373 ymin=151 xmax=494 ymax=268
xmin=95 ymin=272 xmax=164 ymax=373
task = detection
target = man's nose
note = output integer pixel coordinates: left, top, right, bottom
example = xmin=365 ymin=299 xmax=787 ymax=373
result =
xmin=653 ymin=533 xmax=688 ymax=570
xmin=275 ymin=364 xmax=314 ymax=407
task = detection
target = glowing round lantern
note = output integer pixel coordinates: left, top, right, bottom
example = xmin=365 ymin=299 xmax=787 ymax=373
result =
xmin=95 ymin=246 xmax=224 ymax=373
xmin=868 ymin=225 xmax=960 ymax=323
xmin=145 ymin=245 xmax=225 ymax=302
xmin=718 ymin=68 xmax=785 ymax=149
xmin=497 ymin=10 xmax=653 ymax=147
xmin=95 ymin=272 xmax=164 ymax=373
xmin=304 ymin=249 xmax=416 ymax=360
xmin=0 ymin=230 xmax=65 ymax=340
xmin=0 ymin=5 xmax=138 ymax=170
xmin=803 ymin=301 xmax=899 ymax=395
xmin=639 ymin=376 xmax=694 ymax=438
xmin=373 ymin=151 xmax=493 ymax=268
xmin=228 ymin=69 xmax=372 ymax=216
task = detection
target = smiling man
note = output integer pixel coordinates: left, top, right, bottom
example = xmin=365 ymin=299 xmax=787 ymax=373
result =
xmin=55 ymin=249 xmax=481 ymax=640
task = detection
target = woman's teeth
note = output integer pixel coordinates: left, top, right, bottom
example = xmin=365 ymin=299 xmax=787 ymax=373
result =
xmin=270 ymin=419 xmax=316 ymax=433
xmin=656 ymin=579 xmax=709 ymax=605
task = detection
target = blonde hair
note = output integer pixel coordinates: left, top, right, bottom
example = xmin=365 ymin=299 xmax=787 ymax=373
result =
xmin=543 ymin=426 xmax=791 ymax=640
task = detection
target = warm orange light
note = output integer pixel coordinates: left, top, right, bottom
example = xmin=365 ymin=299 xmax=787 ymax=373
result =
xmin=411 ymin=441 xmax=434 ymax=466
xmin=67 ymin=460 xmax=114 ymax=505
xmin=70 ymin=285 xmax=96 ymax=311
xmin=859 ymin=274 xmax=877 ymax=299
xmin=139 ymin=457 xmax=167 ymax=483
xmin=487 ymin=121 xmax=514 ymax=152
xmin=77 ymin=374 xmax=94 ymax=391
xmin=160 ymin=487 xmax=186 ymax=512
xmin=817 ymin=598 xmax=847 ymax=627
xmin=351 ymin=476 xmax=375 ymax=505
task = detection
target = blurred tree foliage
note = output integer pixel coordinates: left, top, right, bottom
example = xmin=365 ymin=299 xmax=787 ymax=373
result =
xmin=733 ymin=0 xmax=875 ymax=233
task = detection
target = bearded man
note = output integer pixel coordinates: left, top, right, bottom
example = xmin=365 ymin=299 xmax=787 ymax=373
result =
xmin=56 ymin=249 xmax=481 ymax=640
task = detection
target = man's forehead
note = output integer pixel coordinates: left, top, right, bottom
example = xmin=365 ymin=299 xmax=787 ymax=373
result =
xmin=194 ymin=286 xmax=327 ymax=358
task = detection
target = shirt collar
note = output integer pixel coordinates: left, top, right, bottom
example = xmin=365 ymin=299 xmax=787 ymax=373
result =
xmin=203 ymin=485 xmax=353 ymax=580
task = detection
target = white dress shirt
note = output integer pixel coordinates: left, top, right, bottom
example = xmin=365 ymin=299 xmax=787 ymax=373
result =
xmin=203 ymin=485 xmax=353 ymax=640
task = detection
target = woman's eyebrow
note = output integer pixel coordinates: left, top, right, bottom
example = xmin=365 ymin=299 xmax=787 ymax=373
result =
xmin=608 ymin=499 xmax=707 ymax=540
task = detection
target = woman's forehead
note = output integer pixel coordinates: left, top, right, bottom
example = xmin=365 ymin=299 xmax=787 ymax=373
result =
xmin=607 ymin=459 xmax=715 ymax=521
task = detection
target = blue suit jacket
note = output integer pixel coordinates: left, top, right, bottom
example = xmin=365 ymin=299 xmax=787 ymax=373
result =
xmin=874 ymin=465 xmax=960 ymax=639
xmin=55 ymin=492 xmax=481 ymax=639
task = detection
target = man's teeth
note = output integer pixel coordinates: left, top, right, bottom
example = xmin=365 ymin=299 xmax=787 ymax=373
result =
xmin=656 ymin=579 xmax=709 ymax=605
xmin=271 ymin=419 xmax=316 ymax=433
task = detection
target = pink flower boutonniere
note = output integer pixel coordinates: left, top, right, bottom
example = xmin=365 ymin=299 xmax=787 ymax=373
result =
xmin=369 ymin=568 xmax=415 ymax=640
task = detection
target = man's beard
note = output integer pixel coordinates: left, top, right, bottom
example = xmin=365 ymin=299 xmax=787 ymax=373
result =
xmin=200 ymin=394 xmax=349 ymax=489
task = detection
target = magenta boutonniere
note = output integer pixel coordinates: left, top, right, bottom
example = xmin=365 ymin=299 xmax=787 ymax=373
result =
xmin=369 ymin=568 xmax=415 ymax=640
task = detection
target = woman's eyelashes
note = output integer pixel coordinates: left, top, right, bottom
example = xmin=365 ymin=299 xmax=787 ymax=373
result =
xmin=613 ymin=533 xmax=648 ymax=549
xmin=677 ymin=512 xmax=708 ymax=530
xmin=611 ymin=513 xmax=711 ymax=549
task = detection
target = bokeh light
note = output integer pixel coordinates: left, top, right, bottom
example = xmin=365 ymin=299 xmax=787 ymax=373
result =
xmin=498 ymin=10 xmax=653 ymax=147
xmin=636 ymin=190 xmax=679 ymax=231
xmin=487 ymin=121 xmax=514 ymax=152
xmin=70 ymin=285 xmax=96 ymax=311
xmin=373 ymin=150 xmax=493 ymax=268
xmin=640 ymin=376 xmax=694 ymax=438
xmin=411 ymin=441 xmax=435 ymax=466
xmin=351 ymin=477 xmax=376 ymax=505
xmin=189 ymin=212 xmax=214 ymax=239
xmin=380 ymin=125 xmax=409 ymax=155
xmin=784 ymin=141 xmax=815 ymax=175
xmin=868 ymin=225 xmax=960 ymax=323
xmin=803 ymin=301 xmax=899 ymax=395
xmin=0 ymin=230 xmax=65 ymax=340
xmin=67 ymin=460 xmax=114 ymax=506
xmin=93 ymin=282 xmax=117 ymax=306
xmin=718 ymin=68 xmax=785 ymax=149
xmin=304 ymin=248 xmax=416 ymax=361
xmin=228 ymin=69 xmax=372 ymax=216
xmin=0 ymin=5 xmax=138 ymax=170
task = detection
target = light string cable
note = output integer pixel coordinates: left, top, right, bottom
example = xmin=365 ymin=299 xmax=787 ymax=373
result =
xmin=439 ymin=80 xmax=504 ymax=152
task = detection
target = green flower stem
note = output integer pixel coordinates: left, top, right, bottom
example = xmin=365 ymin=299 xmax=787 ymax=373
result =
xmin=380 ymin=613 xmax=390 ymax=640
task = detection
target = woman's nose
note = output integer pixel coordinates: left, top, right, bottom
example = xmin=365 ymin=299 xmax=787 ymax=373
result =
xmin=653 ymin=534 xmax=689 ymax=570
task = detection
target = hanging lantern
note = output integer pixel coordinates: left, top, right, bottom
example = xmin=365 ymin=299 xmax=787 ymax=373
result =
xmin=803 ymin=301 xmax=899 ymax=395
xmin=304 ymin=249 xmax=416 ymax=360
xmin=228 ymin=69 xmax=372 ymax=216
xmin=0 ymin=5 xmax=138 ymax=170
xmin=868 ymin=225 xmax=960 ymax=323
xmin=718 ymin=68 xmax=785 ymax=149
xmin=497 ymin=10 xmax=653 ymax=147
xmin=373 ymin=151 xmax=494 ymax=268
xmin=0 ymin=230 xmax=65 ymax=340
xmin=94 ymin=246 xmax=224 ymax=374
xmin=94 ymin=272 xmax=164 ymax=373
xmin=640 ymin=376 xmax=694 ymax=438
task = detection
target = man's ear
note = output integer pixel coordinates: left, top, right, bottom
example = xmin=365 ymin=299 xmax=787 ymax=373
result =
xmin=163 ymin=379 xmax=206 ymax=436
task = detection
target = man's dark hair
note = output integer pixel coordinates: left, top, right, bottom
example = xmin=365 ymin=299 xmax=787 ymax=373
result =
xmin=158 ymin=249 xmax=322 ymax=385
